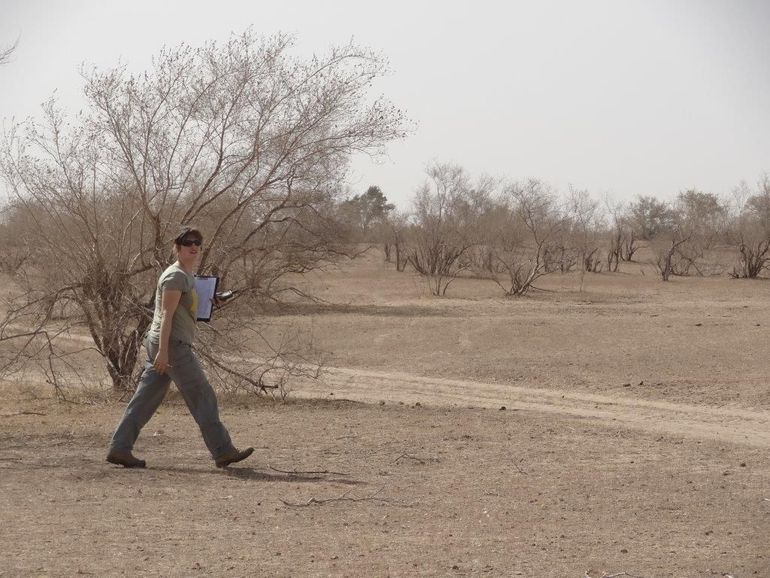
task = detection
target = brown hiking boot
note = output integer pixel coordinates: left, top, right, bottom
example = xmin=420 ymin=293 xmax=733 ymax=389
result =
xmin=215 ymin=447 xmax=254 ymax=468
xmin=106 ymin=450 xmax=146 ymax=469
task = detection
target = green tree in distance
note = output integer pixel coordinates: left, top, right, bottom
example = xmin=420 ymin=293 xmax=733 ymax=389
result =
xmin=340 ymin=185 xmax=395 ymax=238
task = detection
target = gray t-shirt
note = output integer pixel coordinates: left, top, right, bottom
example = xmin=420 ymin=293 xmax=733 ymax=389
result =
xmin=147 ymin=264 xmax=198 ymax=345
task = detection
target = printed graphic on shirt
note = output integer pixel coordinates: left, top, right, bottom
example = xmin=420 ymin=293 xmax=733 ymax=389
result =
xmin=190 ymin=288 xmax=198 ymax=321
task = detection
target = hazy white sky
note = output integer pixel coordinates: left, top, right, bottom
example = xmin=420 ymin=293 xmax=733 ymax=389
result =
xmin=1 ymin=0 xmax=769 ymax=208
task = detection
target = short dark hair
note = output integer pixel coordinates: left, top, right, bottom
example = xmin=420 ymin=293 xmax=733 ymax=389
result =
xmin=174 ymin=225 xmax=203 ymax=246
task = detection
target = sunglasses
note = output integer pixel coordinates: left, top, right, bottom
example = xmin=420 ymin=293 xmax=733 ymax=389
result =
xmin=179 ymin=239 xmax=202 ymax=247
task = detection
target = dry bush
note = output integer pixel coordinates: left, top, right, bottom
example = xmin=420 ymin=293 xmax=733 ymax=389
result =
xmin=564 ymin=187 xmax=605 ymax=274
xmin=731 ymin=237 xmax=770 ymax=279
xmin=196 ymin=298 xmax=324 ymax=400
xmin=653 ymin=231 xmax=692 ymax=281
xmin=605 ymin=200 xmax=639 ymax=272
xmin=481 ymin=179 xmax=563 ymax=296
xmin=728 ymin=178 xmax=770 ymax=278
xmin=406 ymin=163 xmax=491 ymax=296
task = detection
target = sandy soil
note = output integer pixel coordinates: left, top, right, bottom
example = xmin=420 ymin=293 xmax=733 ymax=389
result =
xmin=1 ymin=251 xmax=769 ymax=577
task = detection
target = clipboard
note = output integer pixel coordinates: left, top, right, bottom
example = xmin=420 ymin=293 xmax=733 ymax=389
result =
xmin=194 ymin=275 xmax=219 ymax=322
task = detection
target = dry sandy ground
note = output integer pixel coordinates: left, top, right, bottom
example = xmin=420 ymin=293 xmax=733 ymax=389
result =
xmin=1 ymin=391 xmax=768 ymax=578
xmin=1 ymin=251 xmax=770 ymax=577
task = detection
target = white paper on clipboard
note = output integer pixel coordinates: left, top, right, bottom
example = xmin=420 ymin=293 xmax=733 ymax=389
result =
xmin=194 ymin=275 xmax=219 ymax=322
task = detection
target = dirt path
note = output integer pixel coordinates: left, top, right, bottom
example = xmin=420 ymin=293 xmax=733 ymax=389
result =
xmin=11 ymin=326 xmax=770 ymax=448
xmin=296 ymin=364 xmax=770 ymax=449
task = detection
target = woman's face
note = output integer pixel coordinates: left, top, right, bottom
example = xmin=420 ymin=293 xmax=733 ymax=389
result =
xmin=176 ymin=236 xmax=202 ymax=263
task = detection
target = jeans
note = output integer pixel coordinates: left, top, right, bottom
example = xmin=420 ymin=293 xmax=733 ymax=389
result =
xmin=109 ymin=338 xmax=235 ymax=460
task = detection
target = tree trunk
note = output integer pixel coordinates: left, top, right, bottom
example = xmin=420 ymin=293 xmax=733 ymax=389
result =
xmin=395 ymin=242 xmax=408 ymax=272
xmin=103 ymin=323 xmax=149 ymax=392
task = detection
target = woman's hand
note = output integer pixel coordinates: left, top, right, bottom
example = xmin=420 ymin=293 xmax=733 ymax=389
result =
xmin=154 ymin=349 xmax=171 ymax=374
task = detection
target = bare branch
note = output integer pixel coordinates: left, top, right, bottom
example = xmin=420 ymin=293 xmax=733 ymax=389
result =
xmin=0 ymin=37 xmax=18 ymax=65
xmin=268 ymin=464 xmax=350 ymax=476
xmin=280 ymin=487 xmax=403 ymax=508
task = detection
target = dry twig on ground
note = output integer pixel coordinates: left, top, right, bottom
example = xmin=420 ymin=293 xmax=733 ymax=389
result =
xmin=0 ymin=411 xmax=47 ymax=417
xmin=393 ymin=452 xmax=440 ymax=465
xmin=268 ymin=464 xmax=350 ymax=477
xmin=393 ymin=452 xmax=426 ymax=464
xmin=583 ymin=569 xmax=641 ymax=578
xmin=281 ymin=487 xmax=391 ymax=508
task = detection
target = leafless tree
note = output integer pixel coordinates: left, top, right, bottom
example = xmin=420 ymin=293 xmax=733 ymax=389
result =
xmin=0 ymin=38 xmax=18 ymax=66
xmin=729 ymin=177 xmax=770 ymax=278
xmin=543 ymin=244 xmax=578 ymax=273
xmin=731 ymin=238 xmax=770 ymax=279
xmin=0 ymin=31 xmax=408 ymax=392
xmin=620 ymin=229 xmax=639 ymax=262
xmin=384 ymin=210 xmax=410 ymax=272
xmin=741 ymin=175 xmax=770 ymax=232
xmin=565 ymin=187 xmax=604 ymax=273
xmin=644 ymin=198 xmax=713 ymax=280
xmin=676 ymin=189 xmax=728 ymax=249
xmin=483 ymin=179 xmax=563 ymax=296
xmin=605 ymin=199 xmax=638 ymax=272
xmin=407 ymin=162 xmax=487 ymax=296
xmin=654 ymin=228 xmax=693 ymax=281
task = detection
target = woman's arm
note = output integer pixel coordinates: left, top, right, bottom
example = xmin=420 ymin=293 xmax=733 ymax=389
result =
xmin=154 ymin=289 xmax=182 ymax=374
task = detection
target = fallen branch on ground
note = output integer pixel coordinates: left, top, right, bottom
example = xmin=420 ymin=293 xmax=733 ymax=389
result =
xmin=281 ymin=487 xmax=391 ymax=508
xmin=393 ymin=453 xmax=426 ymax=464
xmin=268 ymin=464 xmax=350 ymax=476
xmin=583 ymin=570 xmax=641 ymax=578
xmin=0 ymin=411 xmax=47 ymax=418
xmin=393 ymin=452 xmax=440 ymax=465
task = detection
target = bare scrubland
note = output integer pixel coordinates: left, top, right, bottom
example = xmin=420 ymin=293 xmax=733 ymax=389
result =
xmin=1 ymin=250 xmax=769 ymax=577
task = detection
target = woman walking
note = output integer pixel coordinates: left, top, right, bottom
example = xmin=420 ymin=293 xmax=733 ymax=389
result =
xmin=107 ymin=226 xmax=253 ymax=469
